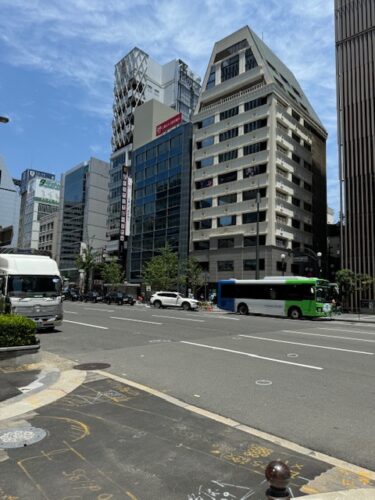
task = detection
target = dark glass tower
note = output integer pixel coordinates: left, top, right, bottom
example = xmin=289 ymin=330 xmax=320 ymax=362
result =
xmin=335 ymin=0 xmax=375 ymax=303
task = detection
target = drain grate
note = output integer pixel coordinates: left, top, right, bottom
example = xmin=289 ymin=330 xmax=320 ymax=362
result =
xmin=73 ymin=362 xmax=111 ymax=371
xmin=0 ymin=426 xmax=46 ymax=449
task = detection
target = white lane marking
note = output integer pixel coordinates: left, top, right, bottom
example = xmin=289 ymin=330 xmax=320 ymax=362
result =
xmin=64 ymin=311 xmax=78 ymax=314
xmin=239 ymin=334 xmax=374 ymax=355
xmin=63 ymin=320 xmax=108 ymax=330
xmin=152 ymin=315 xmax=204 ymax=323
xmin=319 ymin=327 xmax=375 ymax=336
xmin=283 ymin=330 xmax=375 ymax=344
xmin=110 ymin=316 xmax=162 ymax=325
xmin=180 ymin=341 xmax=322 ymax=371
xmin=84 ymin=307 xmax=114 ymax=312
xmin=186 ymin=313 xmax=240 ymax=321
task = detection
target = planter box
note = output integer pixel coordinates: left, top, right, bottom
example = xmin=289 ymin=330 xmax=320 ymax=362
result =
xmin=0 ymin=344 xmax=41 ymax=370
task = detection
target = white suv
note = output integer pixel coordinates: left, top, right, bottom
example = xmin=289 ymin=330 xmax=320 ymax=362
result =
xmin=150 ymin=292 xmax=199 ymax=311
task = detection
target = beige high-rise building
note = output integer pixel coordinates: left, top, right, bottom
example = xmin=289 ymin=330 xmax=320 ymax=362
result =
xmin=191 ymin=26 xmax=327 ymax=283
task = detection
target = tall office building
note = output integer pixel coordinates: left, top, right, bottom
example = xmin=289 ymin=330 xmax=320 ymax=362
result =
xmin=191 ymin=26 xmax=327 ymax=283
xmin=128 ymin=100 xmax=193 ymax=282
xmin=57 ymin=158 xmax=109 ymax=278
xmin=108 ymin=47 xmax=201 ymax=266
xmin=335 ymin=0 xmax=375 ymax=302
xmin=0 ymin=157 xmax=20 ymax=247
xmin=18 ymin=169 xmax=59 ymax=249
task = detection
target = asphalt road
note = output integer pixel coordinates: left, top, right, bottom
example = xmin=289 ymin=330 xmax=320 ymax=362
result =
xmin=40 ymin=301 xmax=375 ymax=471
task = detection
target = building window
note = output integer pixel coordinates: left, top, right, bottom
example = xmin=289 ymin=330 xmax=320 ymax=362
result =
xmin=276 ymin=261 xmax=287 ymax=272
xmin=218 ymin=149 xmax=238 ymax=163
xmin=221 ymin=54 xmax=239 ymax=82
xmin=206 ymin=66 xmax=216 ymax=89
xmin=292 ymin=219 xmax=300 ymax=229
xmin=276 ymin=237 xmax=287 ymax=248
xmin=244 ymin=96 xmax=267 ymax=111
xmin=244 ymin=119 xmax=267 ymax=134
xmin=218 ymin=237 xmax=235 ymax=248
xmin=242 ymin=211 xmax=266 ymax=224
xmin=292 ymin=153 xmax=301 ymax=164
xmin=146 ymin=147 xmax=156 ymax=161
xmin=244 ymin=259 xmax=265 ymax=271
xmin=292 ymin=175 xmax=300 ymax=186
xmin=196 ymin=157 xmax=214 ymax=169
xmin=243 ymin=141 xmax=267 ymax=156
xmin=220 ymin=106 xmax=239 ymax=121
xmin=218 ymin=193 xmax=237 ymax=205
xmin=197 ymin=136 xmax=214 ymax=149
xmin=243 ymin=187 xmax=266 ymax=201
xmin=276 ymin=214 xmax=287 ymax=224
xmin=304 ymin=181 xmax=312 ymax=192
xmin=276 ymin=166 xmax=288 ymax=178
xmin=243 ymin=163 xmax=267 ymax=178
xmin=304 ymin=160 xmax=312 ymax=171
xmin=218 ymin=260 xmax=234 ymax=271
xmin=195 ymin=198 xmax=213 ymax=209
xmin=198 ymin=115 xmax=215 ymax=128
xmin=194 ymin=241 xmax=210 ymax=250
xmin=194 ymin=219 xmax=212 ymax=230
xmin=292 ymin=197 xmax=300 ymax=207
xmin=170 ymin=135 xmax=181 ymax=149
xmin=218 ymin=215 xmax=236 ymax=227
xmin=219 ymin=127 xmax=238 ymax=142
xmin=158 ymin=141 xmax=169 ymax=156
xmin=304 ymin=201 xmax=312 ymax=212
xmin=157 ymin=159 xmax=169 ymax=174
xmin=304 ymin=223 xmax=312 ymax=233
xmin=244 ymin=235 xmax=266 ymax=246
xmin=195 ymin=178 xmax=213 ymax=190
xmin=218 ymin=171 xmax=237 ymax=184
xmin=292 ymin=132 xmax=301 ymax=144
xmin=292 ymin=110 xmax=301 ymax=121
xmin=245 ymin=48 xmax=257 ymax=71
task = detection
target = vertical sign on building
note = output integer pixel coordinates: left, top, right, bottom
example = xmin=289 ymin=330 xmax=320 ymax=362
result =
xmin=120 ymin=167 xmax=132 ymax=242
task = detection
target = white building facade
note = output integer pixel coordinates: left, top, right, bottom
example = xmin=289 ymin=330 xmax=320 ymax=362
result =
xmin=191 ymin=27 xmax=327 ymax=282
xmin=0 ymin=157 xmax=20 ymax=247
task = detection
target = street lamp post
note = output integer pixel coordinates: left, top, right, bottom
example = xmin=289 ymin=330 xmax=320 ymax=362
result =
xmin=281 ymin=253 xmax=286 ymax=276
xmin=317 ymin=252 xmax=322 ymax=277
xmin=255 ymin=188 xmax=261 ymax=280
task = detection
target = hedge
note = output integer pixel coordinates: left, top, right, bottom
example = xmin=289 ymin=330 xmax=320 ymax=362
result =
xmin=0 ymin=315 xmax=38 ymax=348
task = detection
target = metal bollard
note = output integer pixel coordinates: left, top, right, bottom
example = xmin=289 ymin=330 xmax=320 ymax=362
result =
xmin=265 ymin=460 xmax=291 ymax=499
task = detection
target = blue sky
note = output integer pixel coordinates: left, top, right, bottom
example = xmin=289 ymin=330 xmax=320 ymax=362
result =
xmin=0 ymin=0 xmax=339 ymax=217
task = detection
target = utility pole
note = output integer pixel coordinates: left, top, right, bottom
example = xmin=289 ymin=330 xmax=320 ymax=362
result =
xmin=255 ymin=186 xmax=261 ymax=280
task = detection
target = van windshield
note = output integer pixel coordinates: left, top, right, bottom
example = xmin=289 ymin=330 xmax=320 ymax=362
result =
xmin=8 ymin=275 xmax=62 ymax=298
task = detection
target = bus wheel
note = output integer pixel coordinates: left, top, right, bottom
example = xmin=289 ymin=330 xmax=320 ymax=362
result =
xmin=289 ymin=307 xmax=302 ymax=320
xmin=237 ymin=303 xmax=249 ymax=315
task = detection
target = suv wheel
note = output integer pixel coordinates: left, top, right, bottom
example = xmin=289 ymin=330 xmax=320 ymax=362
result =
xmin=153 ymin=300 xmax=162 ymax=309
xmin=182 ymin=302 xmax=190 ymax=311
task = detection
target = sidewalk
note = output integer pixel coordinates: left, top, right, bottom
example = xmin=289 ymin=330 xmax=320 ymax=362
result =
xmin=1 ymin=352 xmax=374 ymax=498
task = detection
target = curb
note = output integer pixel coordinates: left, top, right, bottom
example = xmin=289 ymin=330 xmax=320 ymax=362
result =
xmin=95 ymin=370 xmax=375 ymax=482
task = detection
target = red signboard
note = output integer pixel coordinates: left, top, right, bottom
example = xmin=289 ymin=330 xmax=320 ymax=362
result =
xmin=156 ymin=113 xmax=182 ymax=136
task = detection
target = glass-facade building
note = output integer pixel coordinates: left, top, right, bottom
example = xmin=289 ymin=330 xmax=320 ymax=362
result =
xmin=128 ymin=123 xmax=193 ymax=282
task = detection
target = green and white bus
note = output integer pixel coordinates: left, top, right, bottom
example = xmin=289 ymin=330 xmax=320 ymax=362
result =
xmin=217 ymin=277 xmax=332 ymax=319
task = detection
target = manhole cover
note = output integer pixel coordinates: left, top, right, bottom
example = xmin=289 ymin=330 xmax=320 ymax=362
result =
xmin=0 ymin=426 xmax=46 ymax=449
xmin=73 ymin=363 xmax=111 ymax=371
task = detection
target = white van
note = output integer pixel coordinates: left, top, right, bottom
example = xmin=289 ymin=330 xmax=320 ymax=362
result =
xmin=0 ymin=250 xmax=63 ymax=330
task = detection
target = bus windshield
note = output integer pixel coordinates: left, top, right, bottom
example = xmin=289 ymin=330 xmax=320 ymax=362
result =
xmin=8 ymin=275 xmax=62 ymax=298
xmin=316 ymin=285 xmax=330 ymax=303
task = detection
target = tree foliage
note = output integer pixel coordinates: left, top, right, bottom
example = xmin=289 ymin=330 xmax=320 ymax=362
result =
xmin=75 ymin=245 xmax=95 ymax=292
xmin=142 ymin=245 xmax=179 ymax=291
xmin=336 ymin=269 xmax=374 ymax=301
xmin=101 ymin=261 xmax=124 ymax=289
xmin=183 ymin=257 xmax=204 ymax=297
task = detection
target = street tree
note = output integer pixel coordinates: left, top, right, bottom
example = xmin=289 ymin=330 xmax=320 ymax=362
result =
xmin=76 ymin=245 xmax=95 ymax=293
xmin=183 ymin=257 xmax=204 ymax=298
xmin=142 ymin=245 xmax=178 ymax=291
xmin=336 ymin=269 xmax=374 ymax=307
xmin=101 ymin=261 xmax=124 ymax=290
